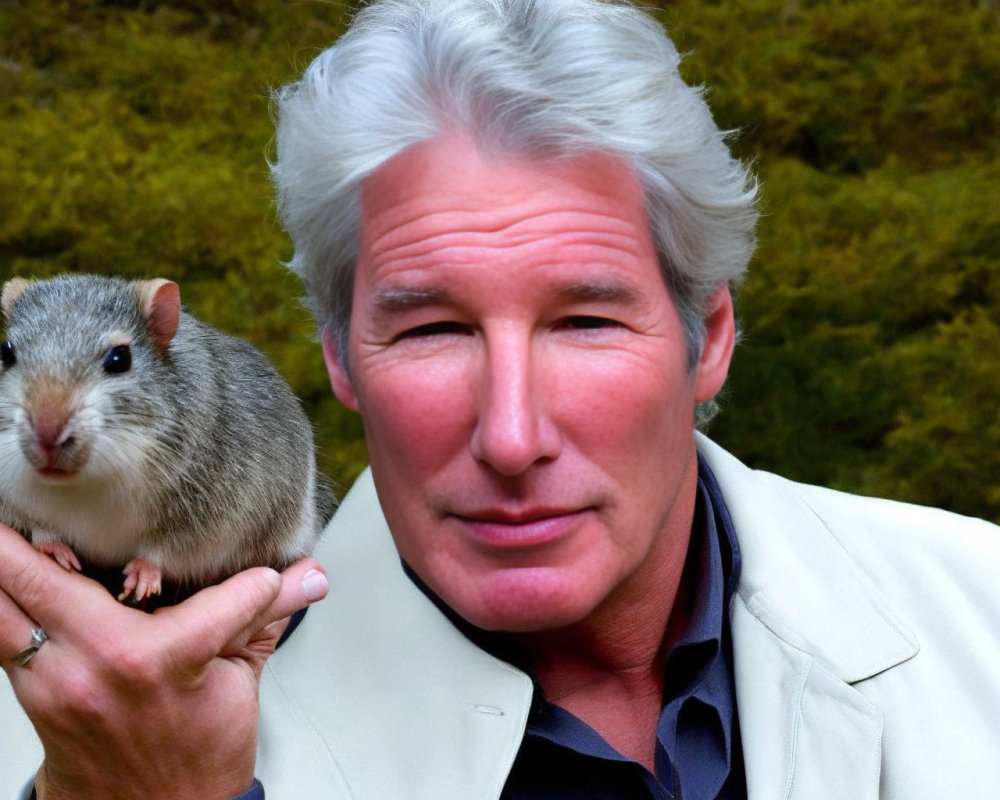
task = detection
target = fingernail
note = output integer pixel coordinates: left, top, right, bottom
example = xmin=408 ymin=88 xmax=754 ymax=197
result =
xmin=301 ymin=569 xmax=329 ymax=602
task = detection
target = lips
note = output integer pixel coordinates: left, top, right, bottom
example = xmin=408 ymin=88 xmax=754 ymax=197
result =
xmin=451 ymin=507 xmax=589 ymax=549
xmin=37 ymin=466 xmax=79 ymax=482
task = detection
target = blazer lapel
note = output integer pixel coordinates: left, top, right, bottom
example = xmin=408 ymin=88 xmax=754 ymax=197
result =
xmin=732 ymin=596 xmax=885 ymax=800
xmin=260 ymin=468 xmax=533 ymax=799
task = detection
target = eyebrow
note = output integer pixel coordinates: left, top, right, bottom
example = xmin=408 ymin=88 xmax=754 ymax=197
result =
xmin=555 ymin=278 xmax=641 ymax=306
xmin=369 ymin=277 xmax=641 ymax=318
xmin=371 ymin=286 xmax=452 ymax=317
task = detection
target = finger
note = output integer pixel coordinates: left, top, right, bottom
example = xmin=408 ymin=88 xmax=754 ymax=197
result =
xmin=0 ymin=525 xmax=141 ymax=681
xmin=0 ymin=527 xmax=53 ymax=669
xmin=0 ymin=585 xmax=40 ymax=669
xmin=161 ymin=558 xmax=328 ymax=662
xmin=0 ymin=522 xmax=93 ymax=629
xmin=219 ymin=558 xmax=329 ymax=655
xmin=155 ymin=567 xmax=285 ymax=665
xmin=226 ymin=559 xmax=329 ymax=662
xmin=267 ymin=558 xmax=329 ymax=625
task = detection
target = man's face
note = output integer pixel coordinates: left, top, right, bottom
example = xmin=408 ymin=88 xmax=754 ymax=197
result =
xmin=324 ymin=133 xmax=734 ymax=633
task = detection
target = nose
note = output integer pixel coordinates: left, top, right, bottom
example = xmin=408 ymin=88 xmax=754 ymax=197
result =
xmin=23 ymin=391 xmax=77 ymax=470
xmin=32 ymin=409 xmax=72 ymax=453
xmin=469 ymin=331 xmax=561 ymax=475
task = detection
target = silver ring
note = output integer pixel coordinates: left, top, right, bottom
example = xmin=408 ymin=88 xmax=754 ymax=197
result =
xmin=11 ymin=627 xmax=48 ymax=666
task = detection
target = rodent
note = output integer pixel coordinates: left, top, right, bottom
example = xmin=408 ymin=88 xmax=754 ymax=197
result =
xmin=0 ymin=273 xmax=335 ymax=605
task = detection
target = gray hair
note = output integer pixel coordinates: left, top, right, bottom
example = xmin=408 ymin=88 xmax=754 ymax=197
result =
xmin=271 ymin=0 xmax=758 ymax=419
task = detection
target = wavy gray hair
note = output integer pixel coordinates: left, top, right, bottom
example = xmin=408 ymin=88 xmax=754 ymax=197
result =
xmin=271 ymin=0 xmax=758 ymax=419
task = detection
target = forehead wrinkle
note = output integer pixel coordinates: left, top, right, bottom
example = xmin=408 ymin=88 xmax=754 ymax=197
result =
xmin=365 ymin=197 xmax=645 ymax=263
xmin=362 ymin=197 xmax=543 ymax=262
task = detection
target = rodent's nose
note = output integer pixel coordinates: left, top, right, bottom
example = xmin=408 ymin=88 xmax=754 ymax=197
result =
xmin=32 ymin=410 xmax=72 ymax=451
xmin=19 ymin=393 xmax=91 ymax=476
xmin=25 ymin=404 xmax=78 ymax=470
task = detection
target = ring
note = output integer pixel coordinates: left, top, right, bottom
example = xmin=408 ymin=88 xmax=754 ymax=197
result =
xmin=11 ymin=627 xmax=48 ymax=666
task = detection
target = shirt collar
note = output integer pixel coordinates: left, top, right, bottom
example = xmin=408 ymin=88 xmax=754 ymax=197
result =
xmin=651 ymin=454 xmax=743 ymax=800
xmin=664 ymin=454 xmax=741 ymax=685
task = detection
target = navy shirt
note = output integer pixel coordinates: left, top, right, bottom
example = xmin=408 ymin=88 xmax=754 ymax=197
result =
xmin=228 ymin=458 xmax=744 ymax=800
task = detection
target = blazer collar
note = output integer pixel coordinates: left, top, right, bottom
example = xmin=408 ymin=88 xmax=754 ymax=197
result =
xmin=697 ymin=433 xmax=918 ymax=683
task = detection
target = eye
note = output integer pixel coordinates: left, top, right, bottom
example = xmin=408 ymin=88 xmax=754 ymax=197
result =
xmin=103 ymin=344 xmax=132 ymax=374
xmin=561 ymin=315 xmax=621 ymax=331
xmin=394 ymin=321 xmax=470 ymax=341
xmin=0 ymin=341 xmax=15 ymax=367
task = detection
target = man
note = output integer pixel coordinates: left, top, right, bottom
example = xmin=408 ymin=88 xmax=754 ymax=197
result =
xmin=2 ymin=0 xmax=999 ymax=798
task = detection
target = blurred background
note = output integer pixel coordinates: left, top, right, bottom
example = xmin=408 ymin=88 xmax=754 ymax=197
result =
xmin=2 ymin=0 xmax=998 ymax=521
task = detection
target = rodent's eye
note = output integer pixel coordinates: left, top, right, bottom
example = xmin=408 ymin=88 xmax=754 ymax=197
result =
xmin=103 ymin=344 xmax=132 ymax=374
xmin=0 ymin=341 xmax=15 ymax=367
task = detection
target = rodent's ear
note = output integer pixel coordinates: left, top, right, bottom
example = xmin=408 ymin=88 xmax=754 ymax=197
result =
xmin=2 ymin=278 xmax=33 ymax=321
xmin=137 ymin=279 xmax=181 ymax=352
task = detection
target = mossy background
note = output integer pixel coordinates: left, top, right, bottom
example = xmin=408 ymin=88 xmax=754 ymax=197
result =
xmin=2 ymin=0 xmax=998 ymax=520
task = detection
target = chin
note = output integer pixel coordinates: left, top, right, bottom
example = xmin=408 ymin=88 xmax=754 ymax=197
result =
xmin=457 ymin=566 xmax=602 ymax=633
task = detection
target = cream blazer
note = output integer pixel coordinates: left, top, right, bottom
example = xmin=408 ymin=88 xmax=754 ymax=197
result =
xmin=4 ymin=434 xmax=1000 ymax=799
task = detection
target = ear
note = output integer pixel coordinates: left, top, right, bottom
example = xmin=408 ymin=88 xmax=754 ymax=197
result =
xmin=2 ymin=278 xmax=33 ymax=321
xmin=321 ymin=327 xmax=360 ymax=412
xmin=694 ymin=285 xmax=736 ymax=404
xmin=137 ymin=279 xmax=181 ymax=352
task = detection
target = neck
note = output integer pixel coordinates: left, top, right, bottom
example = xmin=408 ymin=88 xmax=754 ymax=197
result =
xmin=518 ymin=585 xmax=683 ymax=771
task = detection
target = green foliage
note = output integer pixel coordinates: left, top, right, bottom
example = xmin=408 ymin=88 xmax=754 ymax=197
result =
xmin=2 ymin=0 xmax=998 ymax=517
xmin=709 ymin=159 xmax=1000 ymax=518
xmin=656 ymin=0 xmax=1000 ymax=521
xmin=0 ymin=0 xmax=366 ymax=489
xmin=663 ymin=0 xmax=1000 ymax=172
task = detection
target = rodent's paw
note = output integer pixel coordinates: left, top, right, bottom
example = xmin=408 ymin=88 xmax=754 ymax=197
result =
xmin=35 ymin=539 xmax=83 ymax=572
xmin=119 ymin=557 xmax=163 ymax=603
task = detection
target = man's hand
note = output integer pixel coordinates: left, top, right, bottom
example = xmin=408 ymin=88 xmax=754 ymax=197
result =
xmin=0 ymin=523 xmax=329 ymax=800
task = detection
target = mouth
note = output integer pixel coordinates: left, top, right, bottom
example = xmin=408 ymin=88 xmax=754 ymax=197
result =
xmin=36 ymin=466 xmax=79 ymax=482
xmin=451 ymin=507 xmax=590 ymax=549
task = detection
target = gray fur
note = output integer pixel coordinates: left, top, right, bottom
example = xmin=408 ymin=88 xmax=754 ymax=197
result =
xmin=0 ymin=274 xmax=333 ymax=595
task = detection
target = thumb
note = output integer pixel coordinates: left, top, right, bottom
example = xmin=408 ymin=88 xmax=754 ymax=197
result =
xmin=156 ymin=567 xmax=284 ymax=666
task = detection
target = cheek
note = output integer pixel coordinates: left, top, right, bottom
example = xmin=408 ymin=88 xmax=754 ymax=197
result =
xmin=552 ymin=352 xmax=695 ymax=466
xmin=356 ymin=357 xmax=474 ymax=473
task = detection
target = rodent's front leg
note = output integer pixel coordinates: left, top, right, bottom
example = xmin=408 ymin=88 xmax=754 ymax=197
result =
xmin=30 ymin=529 xmax=82 ymax=572
xmin=120 ymin=557 xmax=163 ymax=603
